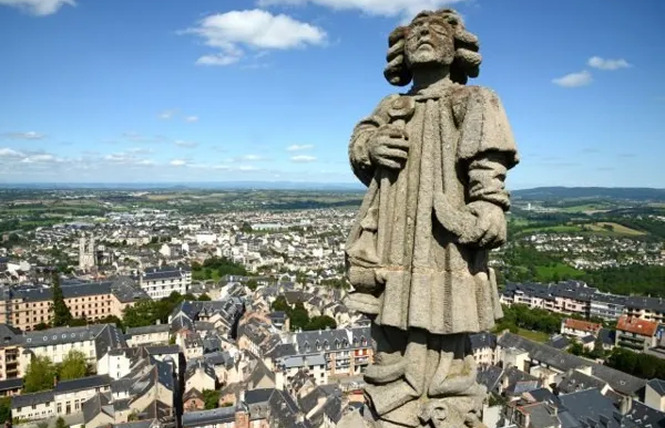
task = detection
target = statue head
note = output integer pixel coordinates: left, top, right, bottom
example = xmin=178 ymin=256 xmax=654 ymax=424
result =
xmin=384 ymin=9 xmax=481 ymax=86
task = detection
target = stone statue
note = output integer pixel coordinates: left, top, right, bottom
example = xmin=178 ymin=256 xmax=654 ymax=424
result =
xmin=340 ymin=9 xmax=519 ymax=428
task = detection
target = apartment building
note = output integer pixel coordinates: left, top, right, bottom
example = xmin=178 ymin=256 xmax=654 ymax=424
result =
xmin=12 ymin=375 xmax=112 ymax=421
xmin=502 ymin=281 xmax=665 ymax=323
xmin=20 ymin=323 xmax=126 ymax=366
xmin=284 ymin=327 xmax=373 ymax=378
xmin=138 ymin=266 xmax=192 ymax=300
xmin=560 ymin=318 xmax=602 ymax=338
xmin=0 ymin=324 xmax=22 ymax=380
xmin=615 ymin=315 xmax=659 ymax=352
xmin=0 ymin=277 xmax=148 ymax=332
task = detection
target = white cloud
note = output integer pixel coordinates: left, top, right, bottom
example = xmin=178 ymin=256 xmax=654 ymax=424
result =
xmin=2 ymin=131 xmax=46 ymax=140
xmin=588 ymin=56 xmax=631 ymax=71
xmin=21 ymin=153 xmax=59 ymax=163
xmin=159 ymin=110 xmax=176 ymax=120
xmin=196 ymin=54 xmax=242 ymax=66
xmin=174 ymin=140 xmax=198 ymax=148
xmin=122 ymin=132 xmax=168 ymax=144
xmin=242 ymin=154 xmax=264 ymax=161
xmin=0 ymin=0 xmax=75 ymax=16
xmin=552 ymin=70 xmax=593 ymax=88
xmin=0 ymin=148 xmax=25 ymax=158
xmin=286 ymin=144 xmax=313 ymax=152
xmin=291 ymin=155 xmax=317 ymax=163
xmin=170 ymin=159 xmax=187 ymax=167
xmin=256 ymin=0 xmax=464 ymax=17
xmin=237 ymin=165 xmax=259 ymax=171
xmin=185 ymin=115 xmax=199 ymax=123
xmin=184 ymin=9 xmax=326 ymax=66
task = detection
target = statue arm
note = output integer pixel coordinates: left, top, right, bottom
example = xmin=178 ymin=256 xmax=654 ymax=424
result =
xmin=463 ymin=152 xmax=511 ymax=248
xmin=349 ymin=95 xmax=399 ymax=186
xmin=434 ymin=86 xmax=518 ymax=249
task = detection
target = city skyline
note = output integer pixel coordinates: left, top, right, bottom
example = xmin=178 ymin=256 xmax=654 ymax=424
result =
xmin=1 ymin=0 xmax=664 ymax=188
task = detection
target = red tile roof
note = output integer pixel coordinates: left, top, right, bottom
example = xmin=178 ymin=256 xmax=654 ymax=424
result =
xmin=563 ymin=318 xmax=602 ymax=334
xmin=616 ymin=315 xmax=658 ymax=337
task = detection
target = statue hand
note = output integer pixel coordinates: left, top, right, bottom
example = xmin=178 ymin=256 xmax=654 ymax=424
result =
xmin=459 ymin=202 xmax=507 ymax=249
xmin=369 ymin=125 xmax=409 ymax=170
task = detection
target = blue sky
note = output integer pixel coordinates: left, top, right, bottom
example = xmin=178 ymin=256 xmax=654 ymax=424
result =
xmin=0 ymin=0 xmax=663 ymax=188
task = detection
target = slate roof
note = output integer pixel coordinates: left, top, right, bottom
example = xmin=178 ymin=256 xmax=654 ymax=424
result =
xmin=505 ymin=281 xmax=665 ymax=315
xmin=498 ymin=333 xmax=646 ymax=396
xmin=648 ymin=379 xmax=665 ymax=396
xmin=0 ymin=378 xmax=22 ymax=392
xmin=469 ymin=332 xmax=497 ymax=351
xmin=12 ymin=391 xmax=55 ymax=408
xmin=140 ymin=266 xmax=191 ymax=282
xmin=294 ymin=327 xmax=370 ymax=354
xmin=185 ymin=360 xmax=216 ymax=382
xmin=11 ymin=281 xmax=113 ymax=302
xmin=182 ymin=407 xmax=236 ymax=427
xmin=559 ymin=389 xmax=621 ymax=428
xmin=82 ymin=391 xmax=113 ymax=424
xmin=23 ymin=324 xmax=126 ymax=358
xmin=202 ymin=351 xmax=234 ymax=369
xmin=624 ymin=400 xmax=665 ymax=427
xmin=476 ymin=365 xmax=503 ymax=393
xmin=518 ymin=402 xmax=560 ymax=428
xmin=244 ymin=388 xmax=311 ymax=428
xmin=558 ymin=370 xmax=608 ymax=395
xmin=55 ymin=374 xmax=112 ymax=393
xmin=127 ymin=324 xmax=171 ymax=336
xmin=546 ymin=334 xmax=571 ymax=350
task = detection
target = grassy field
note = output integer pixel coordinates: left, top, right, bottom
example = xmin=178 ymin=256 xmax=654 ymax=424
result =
xmin=517 ymin=328 xmax=549 ymax=343
xmin=587 ymin=222 xmax=646 ymax=236
xmin=535 ymin=263 xmax=585 ymax=281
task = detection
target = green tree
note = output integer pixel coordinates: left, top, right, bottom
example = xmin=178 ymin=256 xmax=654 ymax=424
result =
xmin=24 ymin=355 xmax=57 ymax=393
xmin=123 ymin=300 xmax=157 ymax=328
xmin=568 ymin=341 xmax=584 ymax=356
xmin=56 ymin=416 xmax=68 ymax=428
xmin=34 ymin=322 xmax=50 ymax=331
xmin=59 ymin=350 xmax=88 ymax=380
xmin=202 ymin=389 xmax=220 ymax=410
xmin=271 ymin=296 xmax=289 ymax=312
xmin=198 ymin=294 xmax=211 ymax=301
xmin=306 ymin=315 xmax=337 ymax=331
xmin=246 ymin=279 xmax=258 ymax=291
xmin=289 ymin=303 xmax=310 ymax=331
xmin=51 ymin=272 xmax=72 ymax=327
xmin=0 ymin=397 xmax=11 ymax=423
xmin=182 ymin=293 xmax=197 ymax=301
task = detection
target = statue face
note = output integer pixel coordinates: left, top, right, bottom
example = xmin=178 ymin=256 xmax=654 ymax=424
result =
xmin=405 ymin=16 xmax=455 ymax=69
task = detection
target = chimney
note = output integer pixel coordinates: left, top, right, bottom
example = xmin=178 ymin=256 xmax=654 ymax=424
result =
xmin=619 ymin=396 xmax=633 ymax=415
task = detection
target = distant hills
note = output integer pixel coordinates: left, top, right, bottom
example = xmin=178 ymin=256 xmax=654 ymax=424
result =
xmin=2 ymin=183 xmax=664 ymax=201
xmin=0 ymin=181 xmax=365 ymax=191
xmin=513 ymin=187 xmax=665 ymax=202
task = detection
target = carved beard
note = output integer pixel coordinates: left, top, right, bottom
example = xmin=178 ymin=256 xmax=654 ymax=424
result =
xmin=405 ymin=27 xmax=455 ymax=69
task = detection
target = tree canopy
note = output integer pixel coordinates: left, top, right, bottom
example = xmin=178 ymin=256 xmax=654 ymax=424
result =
xmin=59 ymin=350 xmax=88 ymax=381
xmin=203 ymin=389 xmax=220 ymax=410
xmin=24 ymin=355 xmax=57 ymax=393
xmin=51 ymin=272 xmax=73 ymax=327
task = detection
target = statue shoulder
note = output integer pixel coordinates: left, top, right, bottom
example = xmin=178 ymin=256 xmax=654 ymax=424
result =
xmin=374 ymin=93 xmax=403 ymax=115
xmin=452 ymin=85 xmax=503 ymax=125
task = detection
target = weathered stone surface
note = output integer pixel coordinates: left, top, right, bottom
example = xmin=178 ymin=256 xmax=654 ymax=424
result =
xmin=339 ymin=8 xmax=518 ymax=428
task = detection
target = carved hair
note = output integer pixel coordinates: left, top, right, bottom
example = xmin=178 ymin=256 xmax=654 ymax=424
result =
xmin=384 ymin=9 xmax=481 ymax=86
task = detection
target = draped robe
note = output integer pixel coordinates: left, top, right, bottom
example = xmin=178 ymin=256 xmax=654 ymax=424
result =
xmin=345 ymin=83 xmax=519 ymax=335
